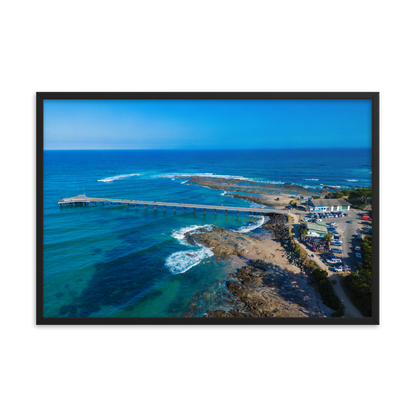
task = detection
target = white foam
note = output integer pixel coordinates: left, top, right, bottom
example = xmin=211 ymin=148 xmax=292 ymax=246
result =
xmin=346 ymin=179 xmax=359 ymax=182
xmin=237 ymin=216 xmax=268 ymax=233
xmin=159 ymin=172 xmax=254 ymax=181
xmin=172 ymin=224 xmax=213 ymax=246
xmin=181 ymin=180 xmax=189 ymax=184
xmin=98 ymin=173 xmax=141 ymax=182
xmin=305 ymin=178 xmax=319 ymax=181
xmin=165 ymin=246 xmax=214 ymax=274
xmin=249 ymin=202 xmax=267 ymax=208
xmin=221 ymin=190 xmax=227 ymax=196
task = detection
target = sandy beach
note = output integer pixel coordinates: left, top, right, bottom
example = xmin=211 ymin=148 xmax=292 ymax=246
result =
xmin=176 ymin=174 xmax=344 ymax=317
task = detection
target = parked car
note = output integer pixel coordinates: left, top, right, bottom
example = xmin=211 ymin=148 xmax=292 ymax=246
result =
xmin=346 ymin=220 xmax=353 ymax=223
xmin=331 ymin=241 xmax=342 ymax=246
xmin=357 ymin=262 xmax=363 ymax=267
xmin=329 ymin=222 xmax=336 ymax=226
xmin=334 ymin=265 xmax=344 ymax=272
xmin=355 ymin=246 xmax=361 ymax=251
xmin=355 ymin=252 xmax=362 ymax=258
xmin=331 ymin=248 xmax=343 ymax=253
xmin=357 ymin=233 xmax=363 ymax=239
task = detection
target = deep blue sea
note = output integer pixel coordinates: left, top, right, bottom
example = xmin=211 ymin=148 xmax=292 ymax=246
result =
xmin=44 ymin=149 xmax=372 ymax=317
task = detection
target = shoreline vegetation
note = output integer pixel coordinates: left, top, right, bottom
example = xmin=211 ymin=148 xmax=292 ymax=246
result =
xmin=177 ymin=175 xmax=362 ymax=318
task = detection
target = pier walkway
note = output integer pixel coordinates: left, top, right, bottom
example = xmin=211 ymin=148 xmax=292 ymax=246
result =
xmin=58 ymin=194 xmax=286 ymax=215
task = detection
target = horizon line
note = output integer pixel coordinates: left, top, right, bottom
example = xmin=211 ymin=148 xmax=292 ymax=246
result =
xmin=44 ymin=147 xmax=372 ymax=151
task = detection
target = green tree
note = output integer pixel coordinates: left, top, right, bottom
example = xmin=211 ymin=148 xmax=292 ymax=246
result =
xmin=324 ymin=233 xmax=332 ymax=243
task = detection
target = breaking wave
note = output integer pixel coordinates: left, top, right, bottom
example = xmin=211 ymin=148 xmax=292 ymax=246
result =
xmin=172 ymin=224 xmax=213 ymax=246
xmin=160 ymin=172 xmax=254 ymax=181
xmin=236 ymin=216 xmax=268 ymax=233
xmin=346 ymin=179 xmax=359 ymax=182
xmin=305 ymin=178 xmax=319 ymax=181
xmin=97 ymin=173 xmax=141 ymax=182
xmin=166 ymin=224 xmax=214 ymax=274
xmin=165 ymin=247 xmax=214 ymax=275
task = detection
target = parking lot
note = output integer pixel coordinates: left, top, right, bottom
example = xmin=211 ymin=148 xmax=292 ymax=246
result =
xmin=294 ymin=209 xmax=371 ymax=273
xmin=290 ymin=209 xmax=370 ymax=318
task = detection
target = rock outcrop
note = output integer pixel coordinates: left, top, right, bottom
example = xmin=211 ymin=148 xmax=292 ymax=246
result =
xmin=207 ymin=260 xmax=328 ymax=318
xmin=184 ymin=226 xmax=258 ymax=258
xmin=175 ymin=175 xmax=327 ymax=196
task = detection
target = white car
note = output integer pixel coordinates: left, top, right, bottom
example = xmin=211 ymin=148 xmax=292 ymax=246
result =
xmin=355 ymin=252 xmax=362 ymax=258
xmin=334 ymin=265 xmax=343 ymax=272
xmin=355 ymin=246 xmax=360 ymax=251
xmin=329 ymin=222 xmax=336 ymax=226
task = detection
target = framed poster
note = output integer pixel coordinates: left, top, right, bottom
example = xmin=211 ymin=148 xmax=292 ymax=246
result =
xmin=37 ymin=92 xmax=379 ymax=324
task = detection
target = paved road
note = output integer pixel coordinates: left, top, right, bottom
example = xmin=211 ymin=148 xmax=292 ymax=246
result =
xmin=292 ymin=210 xmax=368 ymax=318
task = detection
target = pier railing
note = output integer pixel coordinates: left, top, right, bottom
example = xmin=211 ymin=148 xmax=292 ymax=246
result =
xmin=58 ymin=195 xmax=286 ymax=215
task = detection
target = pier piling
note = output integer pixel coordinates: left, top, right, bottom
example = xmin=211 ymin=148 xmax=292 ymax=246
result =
xmin=58 ymin=196 xmax=284 ymax=218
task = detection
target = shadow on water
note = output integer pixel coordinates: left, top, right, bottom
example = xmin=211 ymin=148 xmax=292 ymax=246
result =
xmin=59 ymin=214 xmax=170 ymax=317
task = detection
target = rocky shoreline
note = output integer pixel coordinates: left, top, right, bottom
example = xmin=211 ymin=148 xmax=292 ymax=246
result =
xmin=176 ymin=176 xmax=334 ymax=318
xmin=183 ymin=214 xmax=332 ymax=318
xmin=175 ymin=175 xmax=326 ymax=197
xmin=184 ymin=226 xmax=258 ymax=258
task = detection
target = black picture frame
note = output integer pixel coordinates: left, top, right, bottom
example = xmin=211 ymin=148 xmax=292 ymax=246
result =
xmin=36 ymin=92 xmax=379 ymax=325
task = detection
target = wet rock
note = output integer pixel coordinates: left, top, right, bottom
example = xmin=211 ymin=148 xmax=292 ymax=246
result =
xmin=174 ymin=175 xmax=326 ymax=197
xmin=184 ymin=226 xmax=258 ymax=258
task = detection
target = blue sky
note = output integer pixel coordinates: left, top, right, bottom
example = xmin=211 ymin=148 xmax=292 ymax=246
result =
xmin=44 ymin=99 xmax=372 ymax=150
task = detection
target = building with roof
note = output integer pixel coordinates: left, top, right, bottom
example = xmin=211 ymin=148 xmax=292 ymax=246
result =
xmin=305 ymin=222 xmax=328 ymax=238
xmin=307 ymin=198 xmax=351 ymax=212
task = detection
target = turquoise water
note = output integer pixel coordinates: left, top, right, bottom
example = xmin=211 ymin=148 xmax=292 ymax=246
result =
xmin=44 ymin=149 xmax=372 ymax=317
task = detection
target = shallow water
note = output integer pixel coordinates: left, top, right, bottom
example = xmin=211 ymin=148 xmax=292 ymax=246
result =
xmin=44 ymin=149 xmax=371 ymax=317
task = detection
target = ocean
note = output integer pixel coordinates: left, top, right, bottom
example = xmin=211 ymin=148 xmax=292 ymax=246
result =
xmin=43 ymin=148 xmax=372 ymax=317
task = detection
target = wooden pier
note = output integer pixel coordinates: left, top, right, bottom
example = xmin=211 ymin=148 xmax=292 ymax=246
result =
xmin=58 ymin=194 xmax=286 ymax=215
